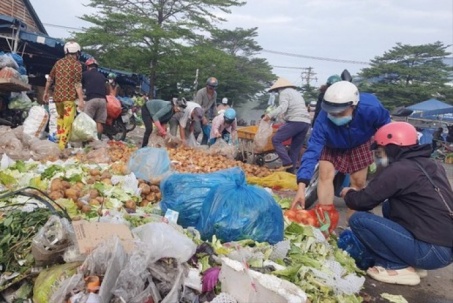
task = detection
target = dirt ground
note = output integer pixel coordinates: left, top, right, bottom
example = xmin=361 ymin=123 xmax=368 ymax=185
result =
xmin=127 ymin=126 xmax=453 ymax=303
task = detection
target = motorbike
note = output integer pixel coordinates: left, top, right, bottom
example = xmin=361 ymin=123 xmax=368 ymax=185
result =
xmin=117 ymin=97 xmax=138 ymax=132
xmin=103 ymin=117 xmax=127 ymax=141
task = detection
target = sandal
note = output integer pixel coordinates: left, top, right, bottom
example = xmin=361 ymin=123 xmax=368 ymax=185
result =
xmin=366 ymin=266 xmax=421 ymax=286
xmin=416 ymin=268 xmax=428 ymax=278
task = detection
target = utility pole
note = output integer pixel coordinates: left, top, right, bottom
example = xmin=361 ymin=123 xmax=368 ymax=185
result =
xmin=301 ymin=67 xmax=317 ymax=86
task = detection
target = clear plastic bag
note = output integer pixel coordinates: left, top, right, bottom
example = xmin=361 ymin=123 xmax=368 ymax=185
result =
xmin=8 ymin=92 xmax=32 ymax=110
xmin=29 ymin=137 xmax=60 ymax=161
xmin=132 ymin=222 xmax=196 ymax=263
xmin=208 ymin=139 xmax=237 ymax=159
xmin=70 ymin=112 xmax=97 ymax=142
xmin=253 ymin=120 xmax=273 ymax=153
xmin=0 ymin=53 xmax=19 ymax=70
xmin=187 ymin=133 xmax=198 ymax=147
xmin=86 ymin=147 xmax=111 ymax=163
xmin=127 ymin=147 xmax=171 ymax=181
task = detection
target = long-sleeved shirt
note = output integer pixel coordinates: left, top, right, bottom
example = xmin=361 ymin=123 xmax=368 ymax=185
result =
xmin=145 ymin=99 xmax=174 ymax=123
xmin=210 ymin=113 xmax=237 ymax=139
xmin=268 ymin=87 xmax=311 ymax=123
xmin=194 ymin=87 xmax=217 ymax=119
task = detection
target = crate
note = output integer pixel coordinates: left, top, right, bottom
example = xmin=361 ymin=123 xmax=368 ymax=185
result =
xmin=237 ymin=125 xmax=291 ymax=154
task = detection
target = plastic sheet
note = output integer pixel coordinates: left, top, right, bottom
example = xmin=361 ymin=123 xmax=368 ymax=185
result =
xmin=128 ymin=147 xmax=171 ymax=181
xmin=253 ymin=120 xmax=273 ymax=153
xmin=247 ymin=171 xmax=297 ymax=190
xmin=160 ymin=167 xmax=245 ymax=228
xmin=70 ymin=112 xmax=97 ymax=142
xmin=197 ymin=175 xmax=284 ymax=244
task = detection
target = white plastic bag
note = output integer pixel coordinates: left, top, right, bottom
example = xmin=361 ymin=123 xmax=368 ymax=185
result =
xmin=253 ymin=120 xmax=273 ymax=153
xmin=48 ymin=101 xmax=58 ymax=141
xmin=132 ymin=222 xmax=196 ymax=263
xmin=23 ymin=106 xmax=49 ymax=138
xmin=70 ymin=112 xmax=97 ymax=142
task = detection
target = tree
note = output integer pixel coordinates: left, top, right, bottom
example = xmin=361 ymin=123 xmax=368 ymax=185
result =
xmin=75 ymin=0 xmax=245 ymax=96
xmin=357 ymin=42 xmax=453 ymax=109
xmin=301 ymin=84 xmax=318 ymax=103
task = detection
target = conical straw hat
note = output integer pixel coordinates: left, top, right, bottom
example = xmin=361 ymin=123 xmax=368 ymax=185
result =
xmin=268 ymin=77 xmax=296 ymax=91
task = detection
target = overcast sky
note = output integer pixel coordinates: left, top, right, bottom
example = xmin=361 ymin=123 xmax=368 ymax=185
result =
xmin=30 ymin=0 xmax=453 ymax=88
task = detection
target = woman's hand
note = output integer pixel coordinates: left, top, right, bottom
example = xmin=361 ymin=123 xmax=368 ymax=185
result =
xmin=291 ymin=183 xmax=306 ymax=209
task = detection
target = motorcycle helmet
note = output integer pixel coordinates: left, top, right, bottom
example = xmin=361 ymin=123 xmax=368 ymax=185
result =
xmin=172 ymin=97 xmax=187 ymax=109
xmin=224 ymin=108 xmax=236 ymax=124
xmin=85 ymin=57 xmax=98 ymax=67
xmin=206 ymin=77 xmax=218 ymax=89
xmin=108 ymin=73 xmax=117 ymax=79
xmin=326 ymin=75 xmax=341 ymax=85
xmin=64 ymin=41 xmax=81 ymax=54
xmin=321 ymin=81 xmax=359 ymax=114
xmin=373 ymin=122 xmax=418 ymax=148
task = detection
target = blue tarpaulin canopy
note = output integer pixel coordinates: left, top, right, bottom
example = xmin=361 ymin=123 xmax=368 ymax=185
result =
xmin=407 ymin=99 xmax=453 ymax=111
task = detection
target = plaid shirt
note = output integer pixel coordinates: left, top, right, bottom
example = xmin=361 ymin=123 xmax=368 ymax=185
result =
xmin=49 ymin=55 xmax=82 ymax=103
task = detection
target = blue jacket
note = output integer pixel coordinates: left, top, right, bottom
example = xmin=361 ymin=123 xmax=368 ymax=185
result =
xmin=296 ymin=93 xmax=390 ymax=185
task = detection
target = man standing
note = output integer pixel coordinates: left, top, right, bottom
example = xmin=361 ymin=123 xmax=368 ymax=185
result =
xmin=43 ymin=41 xmax=84 ymax=150
xmin=82 ymin=57 xmax=107 ymax=139
xmin=217 ymin=97 xmax=230 ymax=115
xmin=194 ymin=77 xmax=218 ymax=144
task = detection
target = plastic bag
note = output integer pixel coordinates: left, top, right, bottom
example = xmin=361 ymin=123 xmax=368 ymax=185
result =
xmin=196 ymin=173 xmax=284 ymax=244
xmin=29 ymin=137 xmax=61 ymax=161
xmin=208 ymin=139 xmax=237 ymax=159
xmin=133 ymin=222 xmax=197 ymax=263
xmin=86 ymin=147 xmax=111 ymax=163
xmin=70 ymin=112 xmax=97 ymax=142
xmin=338 ymin=229 xmax=375 ymax=270
xmin=253 ymin=120 xmax=273 ymax=153
xmin=187 ymin=132 xmax=198 ymax=147
xmin=8 ymin=92 xmax=32 ymax=110
xmin=23 ymin=106 xmax=49 ymax=138
xmin=247 ymin=171 xmax=297 ymax=190
xmin=128 ymin=147 xmax=171 ymax=181
xmin=106 ymin=95 xmax=122 ymax=120
xmin=48 ymin=101 xmax=58 ymax=141
xmin=160 ymin=167 xmax=245 ymax=228
xmin=33 ymin=262 xmax=81 ymax=303
xmin=0 ymin=131 xmax=24 ymax=160
xmin=0 ymin=53 xmax=19 ymax=70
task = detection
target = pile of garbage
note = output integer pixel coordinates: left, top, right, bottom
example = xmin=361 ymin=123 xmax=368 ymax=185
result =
xmin=0 ymin=140 xmax=365 ymax=303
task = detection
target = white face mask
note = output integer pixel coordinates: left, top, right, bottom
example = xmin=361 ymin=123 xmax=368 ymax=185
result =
xmin=376 ymin=156 xmax=389 ymax=167
xmin=109 ymin=79 xmax=114 ymax=84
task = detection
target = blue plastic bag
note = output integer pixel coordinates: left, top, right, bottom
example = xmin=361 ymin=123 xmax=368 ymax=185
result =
xmin=127 ymin=147 xmax=171 ymax=181
xmin=160 ymin=167 xmax=245 ymax=228
xmin=338 ymin=229 xmax=375 ymax=270
xmin=196 ymin=175 xmax=284 ymax=244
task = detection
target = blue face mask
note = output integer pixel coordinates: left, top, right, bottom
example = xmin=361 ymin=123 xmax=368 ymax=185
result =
xmin=327 ymin=114 xmax=352 ymax=126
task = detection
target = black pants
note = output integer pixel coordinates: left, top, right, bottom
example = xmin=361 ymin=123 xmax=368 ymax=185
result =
xmin=141 ymin=104 xmax=153 ymax=147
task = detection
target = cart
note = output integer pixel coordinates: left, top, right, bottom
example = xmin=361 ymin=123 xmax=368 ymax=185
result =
xmin=237 ymin=123 xmax=291 ymax=166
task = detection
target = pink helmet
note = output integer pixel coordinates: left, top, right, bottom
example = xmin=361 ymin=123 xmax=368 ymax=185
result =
xmin=374 ymin=122 xmax=418 ymax=147
xmin=85 ymin=57 xmax=98 ymax=67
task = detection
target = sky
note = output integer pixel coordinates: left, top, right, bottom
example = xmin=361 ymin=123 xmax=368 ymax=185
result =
xmin=30 ymin=0 xmax=453 ymax=89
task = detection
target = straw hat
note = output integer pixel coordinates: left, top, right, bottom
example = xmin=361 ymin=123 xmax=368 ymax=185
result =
xmin=268 ymin=77 xmax=296 ymax=91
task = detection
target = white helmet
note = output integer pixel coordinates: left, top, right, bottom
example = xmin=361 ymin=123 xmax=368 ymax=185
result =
xmin=222 ymin=97 xmax=228 ymax=104
xmin=321 ymin=81 xmax=359 ymax=114
xmin=64 ymin=41 xmax=81 ymax=54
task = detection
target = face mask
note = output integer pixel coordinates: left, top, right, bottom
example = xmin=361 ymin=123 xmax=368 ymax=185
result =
xmin=109 ymin=79 xmax=114 ymax=84
xmin=327 ymin=114 xmax=352 ymax=126
xmin=376 ymin=156 xmax=389 ymax=167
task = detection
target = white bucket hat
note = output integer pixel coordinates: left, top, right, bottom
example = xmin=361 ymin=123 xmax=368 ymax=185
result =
xmin=268 ymin=77 xmax=296 ymax=92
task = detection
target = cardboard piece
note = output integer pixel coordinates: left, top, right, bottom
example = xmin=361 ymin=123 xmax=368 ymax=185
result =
xmin=72 ymin=220 xmax=135 ymax=254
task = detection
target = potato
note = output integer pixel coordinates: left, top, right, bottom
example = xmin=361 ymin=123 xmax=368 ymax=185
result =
xmin=101 ymin=171 xmax=112 ymax=179
xmin=150 ymin=185 xmax=160 ymax=193
xmin=146 ymin=193 xmax=156 ymax=202
xmin=50 ymin=178 xmax=63 ymax=192
xmin=76 ymin=200 xmax=85 ymax=209
xmin=89 ymin=169 xmax=101 ymax=176
xmin=81 ymin=205 xmax=92 ymax=213
xmin=89 ymin=189 xmax=99 ymax=199
xmin=140 ymin=200 xmax=150 ymax=207
xmin=102 ymin=178 xmax=112 ymax=186
xmin=155 ymin=192 xmax=162 ymax=200
xmin=89 ymin=199 xmax=100 ymax=206
xmin=65 ymin=188 xmax=79 ymax=200
xmin=49 ymin=190 xmax=64 ymax=200
xmin=96 ymin=196 xmax=105 ymax=203
xmin=139 ymin=183 xmax=151 ymax=195
xmin=61 ymin=180 xmax=71 ymax=189
xmin=87 ymin=177 xmax=96 ymax=184
xmin=124 ymin=200 xmax=136 ymax=210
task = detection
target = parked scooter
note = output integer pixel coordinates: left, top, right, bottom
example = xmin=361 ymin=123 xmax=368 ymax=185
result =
xmin=117 ymin=96 xmax=137 ymax=132
xmin=103 ymin=117 xmax=127 ymax=141
xmin=0 ymin=108 xmax=28 ymax=128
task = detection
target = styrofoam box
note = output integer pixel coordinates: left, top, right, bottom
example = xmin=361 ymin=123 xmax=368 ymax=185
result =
xmin=219 ymin=257 xmax=307 ymax=303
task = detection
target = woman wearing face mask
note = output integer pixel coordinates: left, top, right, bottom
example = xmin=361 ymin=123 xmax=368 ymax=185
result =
xmin=291 ymin=81 xmax=391 ymax=233
xmin=340 ymin=122 xmax=453 ymax=286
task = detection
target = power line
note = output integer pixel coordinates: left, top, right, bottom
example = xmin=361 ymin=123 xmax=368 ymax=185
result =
xmin=43 ymin=23 xmax=84 ymax=31
xmin=262 ymin=49 xmax=370 ymax=65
